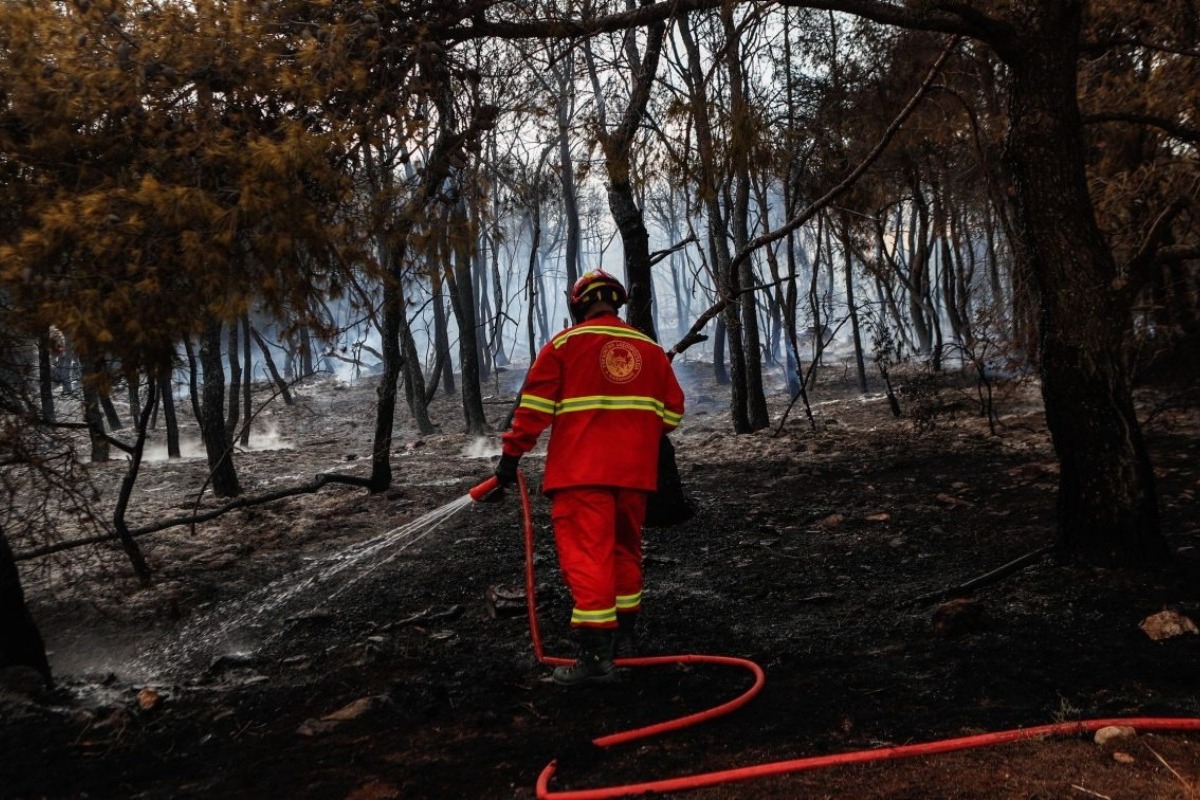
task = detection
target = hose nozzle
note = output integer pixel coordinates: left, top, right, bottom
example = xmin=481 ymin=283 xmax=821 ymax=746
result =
xmin=469 ymin=475 xmax=501 ymax=502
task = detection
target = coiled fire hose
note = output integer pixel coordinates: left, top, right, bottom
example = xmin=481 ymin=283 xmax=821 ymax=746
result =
xmin=469 ymin=473 xmax=1200 ymax=799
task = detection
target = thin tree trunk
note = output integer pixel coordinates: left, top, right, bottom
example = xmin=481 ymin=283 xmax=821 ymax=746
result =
xmin=398 ymin=291 xmax=435 ymax=434
xmin=36 ymin=334 xmax=55 ymax=423
xmin=158 ymin=371 xmax=181 ymax=459
xmin=198 ymin=321 xmax=241 ymax=498
xmin=250 ymin=327 xmax=294 ymax=406
xmin=722 ymin=5 xmax=768 ymax=430
xmin=111 ymin=382 xmax=156 ymax=583
xmin=240 ymin=314 xmax=252 ymax=447
xmin=225 ymin=319 xmax=241 ymax=438
xmin=370 ymin=266 xmax=403 ymax=491
xmin=126 ymin=370 xmax=141 ymax=425
xmin=431 ymin=269 xmax=455 ymax=397
xmin=184 ymin=339 xmax=202 ymax=423
xmin=554 ymin=49 xmax=582 ymax=290
xmin=99 ymin=385 xmax=122 ymax=431
xmin=585 ymin=13 xmax=665 ymax=340
xmin=447 ymin=201 xmax=489 ymax=435
xmin=80 ymin=364 xmax=109 ymax=463
xmin=840 ymin=217 xmax=869 ymax=394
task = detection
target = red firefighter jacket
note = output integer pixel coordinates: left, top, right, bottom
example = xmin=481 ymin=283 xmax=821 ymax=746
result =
xmin=502 ymin=313 xmax=685 ymax=493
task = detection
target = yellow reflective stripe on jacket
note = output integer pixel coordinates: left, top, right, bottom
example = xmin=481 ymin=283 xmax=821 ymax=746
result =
xmin=556 ymin=395 xmax=667 ymax=416
xmin=663 ymin=409 xmax=683 ymax=427
xmin=615 ymin=592 xmax=642 ymax=611
xmin=571 ymin=606 xmax=617 ymax=625
xmin=552 ymin=325 xmax=657 ymax=349
xmin=517 ymin=392 xmax=556 ymax=414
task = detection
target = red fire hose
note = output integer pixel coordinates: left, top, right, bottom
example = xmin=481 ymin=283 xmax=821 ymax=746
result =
xmin=471 ymin=473 xmax=1200 ymax=799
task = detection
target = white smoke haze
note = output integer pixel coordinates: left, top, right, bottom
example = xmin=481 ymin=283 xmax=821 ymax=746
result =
xmin=141 ymin=420 xmax=293 ymax=462
xmin=464 ymin=436 xmax=501 ymax=460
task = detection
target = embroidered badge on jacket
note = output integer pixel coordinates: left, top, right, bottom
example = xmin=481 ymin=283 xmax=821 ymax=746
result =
xmin=599 ymin=340 xmax=643 ymax=384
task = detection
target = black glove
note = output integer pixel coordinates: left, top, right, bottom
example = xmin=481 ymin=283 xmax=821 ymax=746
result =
xmin=494 ymin=453 xmax=520 ymax=487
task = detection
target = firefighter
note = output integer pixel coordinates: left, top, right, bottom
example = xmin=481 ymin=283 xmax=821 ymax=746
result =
xmin=490 ymin=269 xmax=685 ymax=686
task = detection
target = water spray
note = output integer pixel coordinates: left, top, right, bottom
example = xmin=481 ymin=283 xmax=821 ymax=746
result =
xmin=136 ymin=481 xmax=487 ymax=678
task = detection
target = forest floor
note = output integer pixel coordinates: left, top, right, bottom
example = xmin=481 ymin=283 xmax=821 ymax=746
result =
xmin=3 ymin=358 xmax=1200 ymax=800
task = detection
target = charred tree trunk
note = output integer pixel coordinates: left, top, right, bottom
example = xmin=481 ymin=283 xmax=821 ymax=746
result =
xmin=999 ymin=6 xmax=1166 ymax=565
xmin=677 ymin=12 xmax=748 ymax=428
xmin=184 ymin=338 xmax=202 ymax=423
xmin=36 ymin=333 xmax=55 ymax=423
xmin=126 ymin=371 xmax=141 ymax=425
xmin=198 ymin=321 xmax=241 ymax=498
xmin=158 ymin=371 xmax=181 ymax=459
xmin=554 ymin=49 xmax=582 ymax=289
xmin=240 ymin=315 xmax=252 ymax=447
xmin=80 ymin=364 xmax=109 ymax=463
xmin=589 ymin=5 xmax=665 ymax=340
xmin=370 ymin=265 xmax=404 ymax=491
xmin=0 ymin=529 xmax=52 ymax=688
xmin=225 ymin=320 xmax=241 ymax=438
xmin=250 ymin=327 xmax=294 ymax=406
xmin=447 ymin=201 xmax=489 ymax=435
xmin=723 ymin=5 xmax=769 ymax=431
xmin=431 ymin=271 xmax=455 ymax=397
xmin=112 ymin=382 xmax=156 ymax=584
xmin=399 ymin=292 xmax=435 ymax=434
xmin=99 ymin=385 xmax=122 ymax=431
xmin=841 ymin=221 xmax=870 ymax=394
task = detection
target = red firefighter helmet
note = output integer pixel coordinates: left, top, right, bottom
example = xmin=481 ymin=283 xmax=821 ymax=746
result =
xmin=569 ymin=269 xmax=627 ymax=321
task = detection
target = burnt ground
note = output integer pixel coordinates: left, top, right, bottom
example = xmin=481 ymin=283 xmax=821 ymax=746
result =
xmin=3 ymin=361 xmax=1200 ymax=799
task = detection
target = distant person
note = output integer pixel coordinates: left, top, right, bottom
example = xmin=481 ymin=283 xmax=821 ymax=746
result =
xmin=485 ymin=270 xmax=685 ymax=686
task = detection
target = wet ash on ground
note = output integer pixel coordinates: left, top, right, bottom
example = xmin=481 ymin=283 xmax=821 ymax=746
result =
xmin=3 ymin=362 xmax=1200 ymax=799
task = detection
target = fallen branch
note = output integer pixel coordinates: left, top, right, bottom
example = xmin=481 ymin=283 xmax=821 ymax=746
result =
xmin=14 ymin=471 xmax=374 ymax=561
xmin=385 ymin=604 xmax=464 ymax=630
xmin=908 ymin=545 xmax=1057 ymax=607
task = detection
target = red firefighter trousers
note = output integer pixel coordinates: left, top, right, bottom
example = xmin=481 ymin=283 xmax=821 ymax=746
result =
xmin=550 ymin=487 xmax=647 ymax=629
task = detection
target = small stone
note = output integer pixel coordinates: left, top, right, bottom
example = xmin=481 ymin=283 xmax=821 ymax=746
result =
xmin=136 ymin=687 xmax=161 ymax=711
xmin=816 ymin=513 xmax=845 ymax=531
xmin=1094 ymin=725 xmax=1137 ymax=746
xmin=1139 ymin=609 xmax=1199 ymax=641
xmin=322 ymin=695 xmax=384 ymax=722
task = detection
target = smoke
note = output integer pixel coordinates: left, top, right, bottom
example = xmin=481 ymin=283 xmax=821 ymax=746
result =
xmin=464 ymin=436 xmax=501 ymax=460
xmin=141 ymin=420 xmax=293 ymax=462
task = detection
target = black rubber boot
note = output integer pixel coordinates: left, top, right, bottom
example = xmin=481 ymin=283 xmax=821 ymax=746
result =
xmin=615 ymin=613 xmax=639 ymax=660
xmin=552 ymin=628 xmax=617 ymax=687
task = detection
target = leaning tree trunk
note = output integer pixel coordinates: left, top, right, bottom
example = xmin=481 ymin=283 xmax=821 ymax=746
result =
xmin=112 ymin=382 xmax=157 ymax=584
xmin=79 ymin=363 xmax=109 ymax=463
xmin=1002 ymin=6 xmax=1166 ymax=566
xmin=595 ymin=7 xmax=665 ymax=340
xmin=198 ymin=321 xmax=241 ymax=498
xmin=0 ymin=529 xmax=53 ymax=688
xmin=251 ymin=327 xmax=294 ymax=406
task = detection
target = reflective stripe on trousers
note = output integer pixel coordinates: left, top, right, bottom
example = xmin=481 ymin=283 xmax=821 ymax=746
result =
xmin=550 ymin=486 xmax=648 ymax=629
